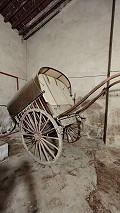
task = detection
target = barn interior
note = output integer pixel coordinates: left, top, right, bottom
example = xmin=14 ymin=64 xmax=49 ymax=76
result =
xmin=0 ymin=0 xmax=120 ymax=212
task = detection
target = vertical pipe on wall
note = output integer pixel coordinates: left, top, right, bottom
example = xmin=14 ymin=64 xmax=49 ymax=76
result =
xmin=103 ymin=0 xmax=116 ymax=143
xmin=16 ymin=77 xmax=19 ymax=90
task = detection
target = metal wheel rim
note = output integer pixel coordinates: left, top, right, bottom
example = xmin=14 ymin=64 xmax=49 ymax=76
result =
xmin=20 ymin=108 xmax=63 ymax=164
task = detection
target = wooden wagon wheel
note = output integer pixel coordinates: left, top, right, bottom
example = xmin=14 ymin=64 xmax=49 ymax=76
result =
xmin=20 ymin=108 xmax=63 ymax=164
xmin=63 ymin=120 xmax=82 ymax=143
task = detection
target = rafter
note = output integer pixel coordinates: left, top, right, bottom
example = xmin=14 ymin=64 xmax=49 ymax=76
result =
xmin=19 ymin=0 xmax=65 ymax=36
xmin=4 ymin=0 xmax=29 ymax=22
xmin=0 ymin=0 xmax=11 ymax=12
xmin=24 ymin=9 xmax=59 ymax=40
xmin=23 ymin=0 xmax=71 ymax=40
xmin=12 ymin=0 xmax=52 ymax=29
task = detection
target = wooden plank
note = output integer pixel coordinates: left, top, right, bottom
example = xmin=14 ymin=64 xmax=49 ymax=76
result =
xmin=0 ymin=0 xmax=11 ymax=12
xmin=4 ymin=0 xmax=29 ymax=22
xmin=19 ymin=0 xmax=65 ymax=35
xmin=12 ymin=0 xmax=52 ymax=29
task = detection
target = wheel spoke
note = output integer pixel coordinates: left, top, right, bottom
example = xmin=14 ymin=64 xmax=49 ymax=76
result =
xmin=42 ymin=138 xmax=58 ymax=150
xmin=66 ymin=130 xmax=70 ymax=142
xmin=42 ymin=135 xmax=59 ymax=140
xmin=43 ymin=127 xmax=55 ymax=135
xmin=42 ymin=140 xmax=55 ymax=159
xmin=38 ymin=142 xmax=42 ymax=160
xmin=38 ymin=113 xmax=42 ymax=131
xmin=27 ymin=113 xmax=36 ymax=131
xmin=63 ymin=122 xmax=80 ymax=143
xmin=22 ymin=124 xmax=34 ymax=133
xmin=23 ymin=118 xmax=35 ymax=132
xmin=21 ymin=108 xmax=62 ymax=164
xmin=41 ymin=142 xmax=49 ymax=161
xmin=33 ymin=110 xmax=38 ymax=131
xmin=69 ymin=127 xmax=78 ymax=137
xmin=67 ymin=128 xmax=75 ymax=140
xmin=41 ymin=118 xmax=49 ymax=132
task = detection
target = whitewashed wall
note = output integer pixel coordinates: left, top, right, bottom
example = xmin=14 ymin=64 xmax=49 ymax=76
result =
xmin=0 ymin=15 xmax=26 ymax=105
xmin=26 ymin=0 xmax=112 ymax=141
xmin=27 ymin=0 xmax=112 ymax=94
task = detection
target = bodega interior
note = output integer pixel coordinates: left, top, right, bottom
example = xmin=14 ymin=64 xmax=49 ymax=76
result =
xmin=0 ymin=0 xmax=120 ymax=212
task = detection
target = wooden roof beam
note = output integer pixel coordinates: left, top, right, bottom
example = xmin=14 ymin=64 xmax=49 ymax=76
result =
xmin=23 ymin=9 xmax=59 ymax=40
xmin=23 ymin=0 xmax=71 ymax=40
xmin=12 ymin=0 xmax=50 ymax=29
xmin=0 ymin=0 xmax=11 ymax=12
xmin=4 ymin=0 xmax=29 ymax=22
xmin=19 ymin=0 xmax=65 ymax=35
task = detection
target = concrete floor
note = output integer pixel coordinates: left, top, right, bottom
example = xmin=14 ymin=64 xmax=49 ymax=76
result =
xmin=0 ymin=133 xmax=120 ymax=213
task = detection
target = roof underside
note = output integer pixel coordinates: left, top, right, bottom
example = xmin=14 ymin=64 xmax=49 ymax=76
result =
xmin=0 ymin=0 xmax=72 ymax=40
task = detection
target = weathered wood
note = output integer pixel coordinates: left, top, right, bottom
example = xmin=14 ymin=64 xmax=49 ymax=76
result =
xmin=23 ymin=10 xmax=59 ymax=39
xmin=4 ymin=0 xmax=29 ymax=22
xmin=12 ymin=0 xmax=52 ymax=29
xmin=20 ymin=108 xmax=63 ymax=164
xmin=0 ymin=0 xmax=11 ymax=12
xmin=19 ymin=0 xmax=69 ymax=36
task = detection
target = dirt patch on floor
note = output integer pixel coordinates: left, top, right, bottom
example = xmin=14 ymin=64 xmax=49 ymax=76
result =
xmin=0 ymin=133 xmax=24 ymax=157
xmin=9 ymin=142 xmax=24 ymax=156
xmin=87 ymin=148 xmax=120 ymax=212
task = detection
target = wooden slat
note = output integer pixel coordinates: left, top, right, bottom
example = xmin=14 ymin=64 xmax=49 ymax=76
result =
xmin=23 ymin=10 xmax=59 ymax=40
xmin=19 ymin=0 xmax=65 ymax=35
xmin=23 ymin=0 xmax=72 ymax=40
xmin=4 ymin=0 xmax=29 ymax=22
xmin=12 ymin=0 xmax=52 ymax=29
xmin=0 ymin=0 xmax=11 ymax=12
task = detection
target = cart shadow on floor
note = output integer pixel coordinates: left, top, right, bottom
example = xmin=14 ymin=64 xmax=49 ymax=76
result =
xmin=0 ymin=161 xmax=39 ymax=213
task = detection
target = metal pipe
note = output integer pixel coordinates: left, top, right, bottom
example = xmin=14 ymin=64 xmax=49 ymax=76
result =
xmin=0 ymin=71 xmax=19 ymax=91
xmin=103 ymin=0 xmax=116 ymax=144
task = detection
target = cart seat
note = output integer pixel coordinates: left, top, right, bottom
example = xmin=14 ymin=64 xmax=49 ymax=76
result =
xmin=39 ymin=74 xmax=74 ymax=117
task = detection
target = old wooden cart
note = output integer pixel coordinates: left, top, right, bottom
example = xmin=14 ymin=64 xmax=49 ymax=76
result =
xmin=1 ymin=67 xmax=120 ymax=164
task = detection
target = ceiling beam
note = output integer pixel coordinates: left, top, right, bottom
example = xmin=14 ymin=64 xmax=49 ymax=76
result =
xmin=23 ymin=9 xmax=59 ymax=40
xmin=19 ymin=0 xmax=65 ymax=35
xmin=23 ymin=0 xmax=71 ymax=40
xmin=4 ymin=0 xmax=29 ymax=22
xmin=12 ymin=0 xmax=52 ymax=29
xmin=0 ymin=0 xmax=11 ymax=12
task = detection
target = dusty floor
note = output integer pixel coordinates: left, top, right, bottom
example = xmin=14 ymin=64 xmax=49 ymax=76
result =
xmin=0 ymin=133 xmax=120 ymax=213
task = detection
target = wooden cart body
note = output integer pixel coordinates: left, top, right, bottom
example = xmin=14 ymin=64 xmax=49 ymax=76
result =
xmin=7 ymin=67 xmax=75 ymax=126
xmin=6 ymin=67 xmax=81 ymax=164
xmin=5 ymin=67 xmax=120 ymax=164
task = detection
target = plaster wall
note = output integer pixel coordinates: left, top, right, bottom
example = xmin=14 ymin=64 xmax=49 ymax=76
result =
xmin=0 ymin=15 xmax=26 ymax=105
xmin=27 ymin=0 xmax=120 ymax=146
xmin=27 ymin=0 xmax=112 ymax=140
xmin=27 ymin=0 xmax=112 ymax=94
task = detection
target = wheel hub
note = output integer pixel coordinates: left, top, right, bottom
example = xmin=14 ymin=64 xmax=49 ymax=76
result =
xmin=34 ymin=132 xmax=42 ymax=141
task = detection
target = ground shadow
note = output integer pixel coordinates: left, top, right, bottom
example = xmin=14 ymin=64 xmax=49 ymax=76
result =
xmin=0 ymin=161 xmax=39 ymax=213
